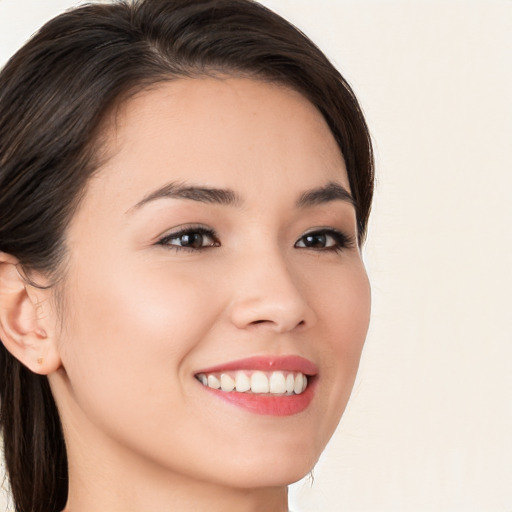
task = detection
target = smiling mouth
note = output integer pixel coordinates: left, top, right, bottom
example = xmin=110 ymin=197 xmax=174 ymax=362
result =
xmin=194 ymin=355 xmax=318 ymax=415
xmin=195 ymin=370 xmax=308 ymax=395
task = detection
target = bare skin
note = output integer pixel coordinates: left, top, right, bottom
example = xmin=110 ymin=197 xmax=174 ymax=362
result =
xmin=0 ymin=77 xmax=370 ymax=511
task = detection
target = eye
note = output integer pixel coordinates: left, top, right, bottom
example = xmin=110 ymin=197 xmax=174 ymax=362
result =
xmin=295 ymin=229 xmax=353 ymax=252
xmin=157 ymin=226 xmax=219 ymax=251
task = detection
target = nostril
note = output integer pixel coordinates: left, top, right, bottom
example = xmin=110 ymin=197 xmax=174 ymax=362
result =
xmin=247 ymin=318 xmax=307 ymax=331
xmin=230 ymin=284 xmax=316 ymax=332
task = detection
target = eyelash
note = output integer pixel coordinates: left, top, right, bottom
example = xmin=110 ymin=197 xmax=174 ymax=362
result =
xmin=156 ymin=226 xmax=354 ymax=253
xmin=157 ymin=226 xmax=220 ymax=252
xmin=294 ymin=228 xmax=355 ymax=253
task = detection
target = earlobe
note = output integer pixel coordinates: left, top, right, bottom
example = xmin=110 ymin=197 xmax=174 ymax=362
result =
xmin=0 ymin=253 xmax=61 ymax=375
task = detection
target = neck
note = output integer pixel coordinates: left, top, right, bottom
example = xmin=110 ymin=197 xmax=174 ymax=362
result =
xmin=52 ymin=370 xmax=292 ymax=512
xmin=65 ymin=474 xmax=288 ymax=512
xmin=61 ymin=414 xmax=289 ymax=512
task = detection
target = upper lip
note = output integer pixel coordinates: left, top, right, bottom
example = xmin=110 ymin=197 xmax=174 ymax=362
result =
xmin=195 ymin=355 xmax=318 ymax=376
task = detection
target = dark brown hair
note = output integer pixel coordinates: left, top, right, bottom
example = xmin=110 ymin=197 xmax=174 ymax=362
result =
xmin=0 ymin=1 xmax=374 ymax=510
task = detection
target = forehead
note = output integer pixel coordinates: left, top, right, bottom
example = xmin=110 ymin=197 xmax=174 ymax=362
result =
xmin=83 ymin=77 xmax=349 ymax=213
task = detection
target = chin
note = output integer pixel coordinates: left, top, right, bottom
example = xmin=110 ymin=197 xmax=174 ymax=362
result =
xmin=216 ymin=460 xmax=317 ymax=490
xmin=205 ymin=438 xmax=322 ymax=489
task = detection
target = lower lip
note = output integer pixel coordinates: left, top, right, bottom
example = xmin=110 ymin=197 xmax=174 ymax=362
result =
xmin=200 ymin=378 xmax=316 ymax=416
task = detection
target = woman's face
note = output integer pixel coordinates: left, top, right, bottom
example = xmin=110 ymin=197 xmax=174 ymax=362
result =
xmin=50 ymin=77 xmax=370 ymax=489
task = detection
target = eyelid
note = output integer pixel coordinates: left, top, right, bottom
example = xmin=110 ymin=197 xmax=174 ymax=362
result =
xmin=153 ymin=224 xmax=354 ymax=252
xmin=295 ymin=227 xmax=355 ymax=251
xmin=156 ymin=224 xmax=219 ymax=250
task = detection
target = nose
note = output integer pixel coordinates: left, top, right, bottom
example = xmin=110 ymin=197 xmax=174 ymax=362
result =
xmin=228 ymin=249 xmax=316 ymax=333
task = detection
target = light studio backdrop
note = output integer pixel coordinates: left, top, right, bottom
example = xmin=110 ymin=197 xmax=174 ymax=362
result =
xmin=1 ymin=1 xmax=511 ymax=511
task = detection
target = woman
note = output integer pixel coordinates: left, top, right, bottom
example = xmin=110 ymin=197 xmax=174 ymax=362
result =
xmin=0 ymin=0 xmax=374 ymax=511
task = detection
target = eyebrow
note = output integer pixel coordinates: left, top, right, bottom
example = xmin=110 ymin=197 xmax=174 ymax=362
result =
xmin=128 ymin=180 xmax=354 ymax=213
xmin=296 ymin=182 xmax=355 ymax=208
xmin=128 ymin=181 xmax=241 ymax=212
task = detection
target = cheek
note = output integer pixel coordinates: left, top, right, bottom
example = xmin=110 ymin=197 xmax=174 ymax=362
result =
xmin=335 ymin=276 xmax=371 ymax=363
xmin=56 ymin=259 xmax=224 ymax=419
xmin=311 ymin=261 xmax=370 ymax=433
xmin=315 ymin=259 xmax=371 ymax=357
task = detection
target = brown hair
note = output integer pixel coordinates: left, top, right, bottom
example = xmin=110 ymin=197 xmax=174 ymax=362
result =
xmin=0 ymin=1 xmax=374 ymax=510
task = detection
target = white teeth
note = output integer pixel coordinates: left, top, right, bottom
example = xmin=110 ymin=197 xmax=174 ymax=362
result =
xmin=207 ymin=374 xmax=220 ymax=390
xmin=251 ymin=371 xmax=269 ymax=393
xmin=294 ymin=373 xmax=304 ymax=395
xmin=197 ymin=370 xmax=310 ymax=395
xmin=269 ymin=371 xmax=286 ymax=394
xmin=285 ymin=373 xmax=295 ymax=393
xmin=220 ymin=373 xmax=235 ymax=392
xmin=235 ymin=371 xmax=251 ymax=392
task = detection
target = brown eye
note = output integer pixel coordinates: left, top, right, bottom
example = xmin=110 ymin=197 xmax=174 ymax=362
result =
xmin=158 ymin=227 xmax=219 ymax=250
xmin=295 ymin=229 xmax=352 ymax=252
xmin=177 ymin=232 xmax=207 ymax=248
xmin=301 ymin=233 xmax=328 ymax=248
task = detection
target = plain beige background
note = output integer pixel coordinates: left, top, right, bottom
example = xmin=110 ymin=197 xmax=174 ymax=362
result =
xmin=1 ymin=1 xmax=511 ymax=511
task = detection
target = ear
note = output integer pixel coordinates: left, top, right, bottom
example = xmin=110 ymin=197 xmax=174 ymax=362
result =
xmin=0 ymin=253 xmax=61 ymax=375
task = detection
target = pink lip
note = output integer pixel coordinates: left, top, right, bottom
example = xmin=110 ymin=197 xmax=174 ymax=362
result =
xmin=195 ymin=355 xmax=318 ymax=417
xmin=195 ymin=355 xmax=318 ymax=376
